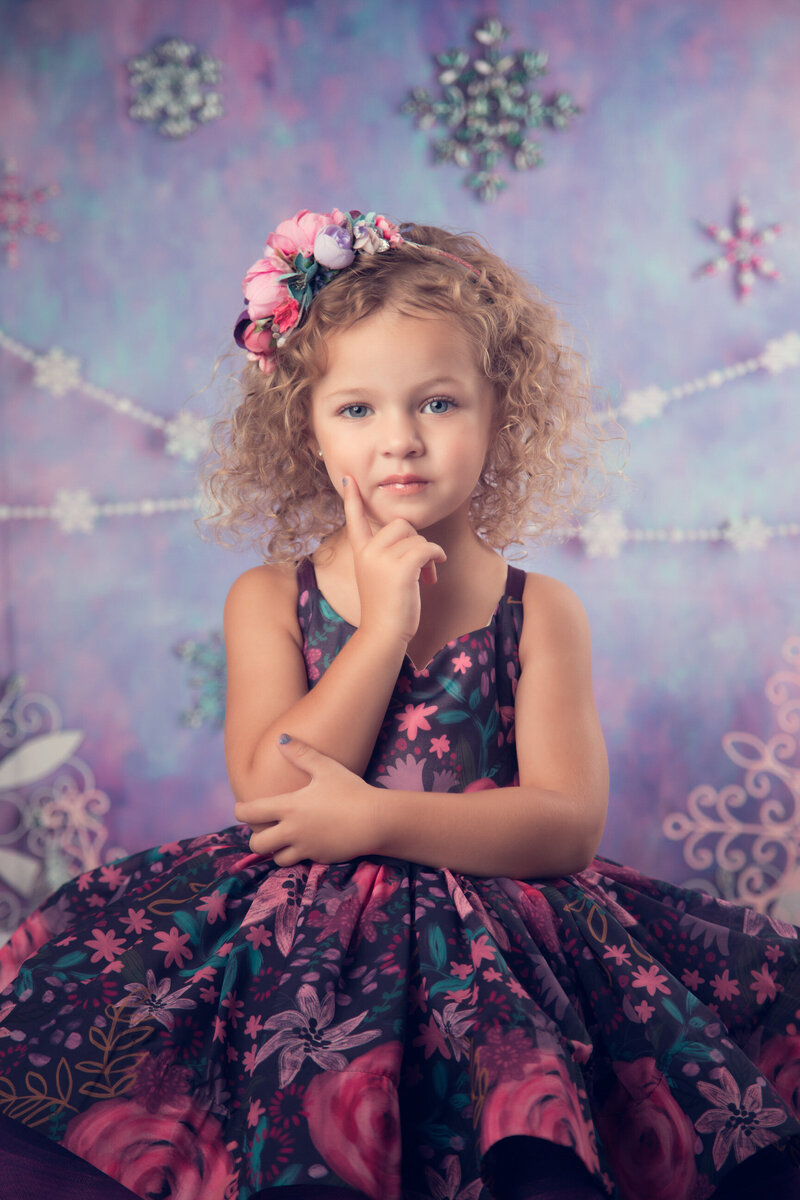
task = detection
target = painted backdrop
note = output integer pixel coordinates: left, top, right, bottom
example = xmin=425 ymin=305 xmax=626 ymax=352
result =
xmin=1 ymin=0 xmax=799 ymax=938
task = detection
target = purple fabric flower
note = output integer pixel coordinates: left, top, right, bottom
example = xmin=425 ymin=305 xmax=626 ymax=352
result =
xmin=313 ymin=224 xmax=355 ymax=269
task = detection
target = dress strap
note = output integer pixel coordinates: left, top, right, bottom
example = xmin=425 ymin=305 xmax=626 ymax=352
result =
xmin=296 ymin=558 xmax=317 ymax=593
xmin=505 ymin=563 xmax=526 ymax=602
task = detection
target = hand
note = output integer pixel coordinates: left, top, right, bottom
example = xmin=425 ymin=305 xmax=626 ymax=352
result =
xmin=344 ymin=475 xmax=446 ymax=647
xmin=233 ymin=736 xmax=381 ymax=866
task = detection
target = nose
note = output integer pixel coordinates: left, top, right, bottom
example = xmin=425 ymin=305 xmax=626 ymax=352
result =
xmin=380 ymin=410 xmax=423 ymax=458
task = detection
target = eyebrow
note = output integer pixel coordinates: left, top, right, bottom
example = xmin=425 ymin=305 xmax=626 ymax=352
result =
xmin=321 ymin=376 xmax=467 ymax=402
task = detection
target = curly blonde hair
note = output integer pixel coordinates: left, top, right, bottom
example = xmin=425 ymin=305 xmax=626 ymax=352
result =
xmin=202 ymin=221 xmax=608 ymax=562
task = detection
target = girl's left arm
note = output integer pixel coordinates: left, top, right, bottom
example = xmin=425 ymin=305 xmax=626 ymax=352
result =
xmin=371 ymin=572 xmax=609 ymax=877
xmin=239 ymin=574 xmax=608 ymax=878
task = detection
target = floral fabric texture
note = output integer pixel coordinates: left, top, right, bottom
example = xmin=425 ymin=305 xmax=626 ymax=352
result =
xmin=1 ymin=560 xmax=800 ymax=1200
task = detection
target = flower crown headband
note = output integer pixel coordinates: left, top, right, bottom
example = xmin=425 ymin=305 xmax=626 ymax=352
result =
xmin=233 ymin=208 xmax=475 ymax=374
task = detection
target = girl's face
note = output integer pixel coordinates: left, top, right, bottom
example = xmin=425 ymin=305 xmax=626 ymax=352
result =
xmin=310 ymin=307 xmax=494 ymax=534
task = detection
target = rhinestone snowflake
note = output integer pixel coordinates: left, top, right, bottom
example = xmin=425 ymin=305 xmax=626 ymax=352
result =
xmin=33 ymin=347 xmax=82 ymax=397
xmin=164 ymin=411 xmax=211 ymax=462
xmin=696 ymin=197 xmax=782 ymax=301
xmin=402 ymin=18 xmax=580 ymax=201
xmin=128 ymin=38 xmax=223 ymax=139
xmin=173 ymin=632 xmax=226 ymax=728
xmin=0 ymin=159 xmax=59 ymax=268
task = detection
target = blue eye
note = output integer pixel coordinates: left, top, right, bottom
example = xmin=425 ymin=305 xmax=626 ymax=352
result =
xmin=340 ymin=404 xmax=370 ymax=419
xmin=424 ymin=397 xmax=454 ymax=414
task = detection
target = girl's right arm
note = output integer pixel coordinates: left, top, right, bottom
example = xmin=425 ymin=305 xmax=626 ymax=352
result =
xmin=224 ymin=482 xmax=445 ymax=805
xmin=224 ymin=566 xmax=403 ymax=804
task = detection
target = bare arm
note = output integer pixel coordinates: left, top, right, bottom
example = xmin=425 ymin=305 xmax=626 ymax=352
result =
xmin=237 ymin=573 xmax=609 ymax=878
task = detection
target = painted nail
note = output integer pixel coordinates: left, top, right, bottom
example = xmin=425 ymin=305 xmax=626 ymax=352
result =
xmin=278 ymin=733 xmax=291 ymax=744
xmin=342 ymin=476 xmax=348 ymax=487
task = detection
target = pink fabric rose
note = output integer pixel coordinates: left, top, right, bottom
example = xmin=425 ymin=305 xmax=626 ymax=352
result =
xmin=242 ymin=321 xmax=273 ymax=355
xmin=272 ymin=296 xmax=301 ymax=334
xmin=756 ymin=1034 xmax=800 ymax=1116
xmin=304 ymin=1041 xmax=403 ymax=1199
xmin=595 ymin=1058 xmax=698 ymax=1200
xmin=63 ymin=1095 xmax=236 ymax=1200
xmin=480 ymin=1049 xmax=600 ymax=1180
xmin=242 ymin=255 xmax=286 ymax=320
xmin=266 ymin=209 xmax=339 ymax=259
xmin=375 ymin=214 xmax=403 ymax=245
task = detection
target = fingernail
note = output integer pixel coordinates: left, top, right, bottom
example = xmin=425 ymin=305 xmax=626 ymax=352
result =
xmin=342 ymin=476 xmax=348 ymax=487
xmin=278 ymin=733 xmax=291 ymax=744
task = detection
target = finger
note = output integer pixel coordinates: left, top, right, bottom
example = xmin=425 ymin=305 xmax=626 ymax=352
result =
xmin=342 ymin=476 xmax=373 ymax=552
xmin=276 ymin=734 xmax=329 ymax=778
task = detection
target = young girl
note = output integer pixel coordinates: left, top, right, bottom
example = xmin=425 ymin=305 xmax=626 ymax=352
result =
xmin=1 ymin=208 xmax=799 ymax=1200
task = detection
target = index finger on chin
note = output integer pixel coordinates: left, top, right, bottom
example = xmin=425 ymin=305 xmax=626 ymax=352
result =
xmin=343 ymin=476 xmax=373 ymax=549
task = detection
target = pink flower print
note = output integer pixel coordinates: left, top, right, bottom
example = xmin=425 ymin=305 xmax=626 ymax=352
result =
xmin=633 ymin=999 xmax=655 ymax=1022
xmin=396 ymin=702 xmax=438 ymax=739
xmin=469 ymin=934 xmax=495 ymax=967
xmin=152 ymin=925 xmax=193 ymax=969
xmin=98 ymin=864 xmax=126 ymax=888
xmin=221 ymin=991 xmax=245 ymax=1028
xmin=431 ymin=768 xmax=458 ymax=792
xmin=376 ymin=754 xmax=426 ymax=791
xmin=196 ymin=890 xmax=228 ymax=924
xmin=248 ymin=1096 xmax=265 ymax=1128
xmin=121 ymin=908 xmax=153 ymax=936
xmin=304 ymin=645 xmax=322 ymax=681
xmin=765 ymin=943 xmax=784 ymax=963
xmin=244 ymin=1014 xmax=264 ymax=1039
xmin=603 ymin=944 xmax=631 ymax=966
xmin=479 ymin=1027 xmax=534 ymax=1082
xmin=199 ymin=984 xmax=219 ymax=1004
xmin=631 ymin=964 xmax=671 ymax=997
xmin=190 ymin=964 xmax=217 ymax=984
xmin=85 ymin=927 xmax=126 ymax=964
xmin=696 ymin=1069 xmax=787 ymax=1170
xmin=245 ymin=924 xmax=272 ymax=950
xmin=121 ymin=970 xmax=196 ymax=1030
xmin=250 ymin=983 xmax=380 ymax=1087
xmin=242 ymin=868 xmax=307 ymax=957
xmin=483 ymin=967 xmax=502 ymax=983
xmin=132 ymin=1050 xmax=192 ymax=1114
xmin=450 ymin=961 xmax=473 ymax=980
xmin=395 ymin=737 xmax=407 ymax=751
xmin=423 ymin=1154 xmax=484 ymax=1200
xmin=451 ymin=652 xmax=472 ymax=674
xmin=430 ymin=734 xmax=450 ymax=759
xmin=681 ymin=968 xmax=703 ymax=990
xmin=711 ymin=969 xmax=740 ymax=1002
xmin=212 ymin=1015 xmax=226 ymax=1042
xmin=158 ymin=842 xmax=183 ymax=856
xmin=413 ymin=1014 xmax=452 ymax=1061
xmin=750 ymin=962 xmax=781 ymax=1004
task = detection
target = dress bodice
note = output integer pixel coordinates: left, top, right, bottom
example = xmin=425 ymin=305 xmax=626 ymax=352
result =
xmin=296 ymin=559 xmax=525 ymax=791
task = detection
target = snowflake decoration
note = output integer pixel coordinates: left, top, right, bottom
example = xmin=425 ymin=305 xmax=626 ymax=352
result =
xmin=52 ymin=488 xmax=98 ymax=533
xmin=761 ymin=331 xmax=800 ymax=375
xmin=723 ymin=516 xmax=772 ymax=553
xmin=696 ymin=197 xmax=782 ymax=301
xmin=578 ymin=510 xmax=628 ymax=558
xmin=128 ymin=38 xmax=223 ymax=139
xmin=33 ymin=347 xmax=82 ymax=396
xmin=164 ymin=411 xmax=211 ymax=462
xmin=619 ymin=385 xmax=669 ymax=425
xmin=173 ymin=632 xmax=226 ymax=728
xmin=402 ymin=18 xmax=581 ymax=201
xmin=0 ymin=159 xmax=59 ymax=268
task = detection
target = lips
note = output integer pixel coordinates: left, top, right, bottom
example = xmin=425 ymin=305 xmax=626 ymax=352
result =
xmin=378 ymin=475 xmax=429 ymax=494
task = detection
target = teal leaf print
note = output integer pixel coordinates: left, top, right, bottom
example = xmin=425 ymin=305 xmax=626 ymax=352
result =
xmin=469 ymin=687 xmax=481 ymax=710
xmin=173 ymin=908 xmax=201 ymax=943
xmin=432 ymin=1058 xmax=449 ymax=1098
xmin=429 ymin=924 xmax=447 ymax=970
xmin=436 ymin=675 xmax=464 ymax=701
xmin=437 ymin=711 xmax=469 ymax=724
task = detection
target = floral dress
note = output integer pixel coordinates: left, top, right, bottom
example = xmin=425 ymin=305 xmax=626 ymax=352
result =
xmin=1 ymin=559 xmax=800 ymax=1200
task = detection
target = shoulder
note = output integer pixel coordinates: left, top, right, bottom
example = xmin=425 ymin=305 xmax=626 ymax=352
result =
xmin=518 ymin=571 xmax=591 ymax=663
xmin=224 ymin=563 xmax=303 ymax=648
